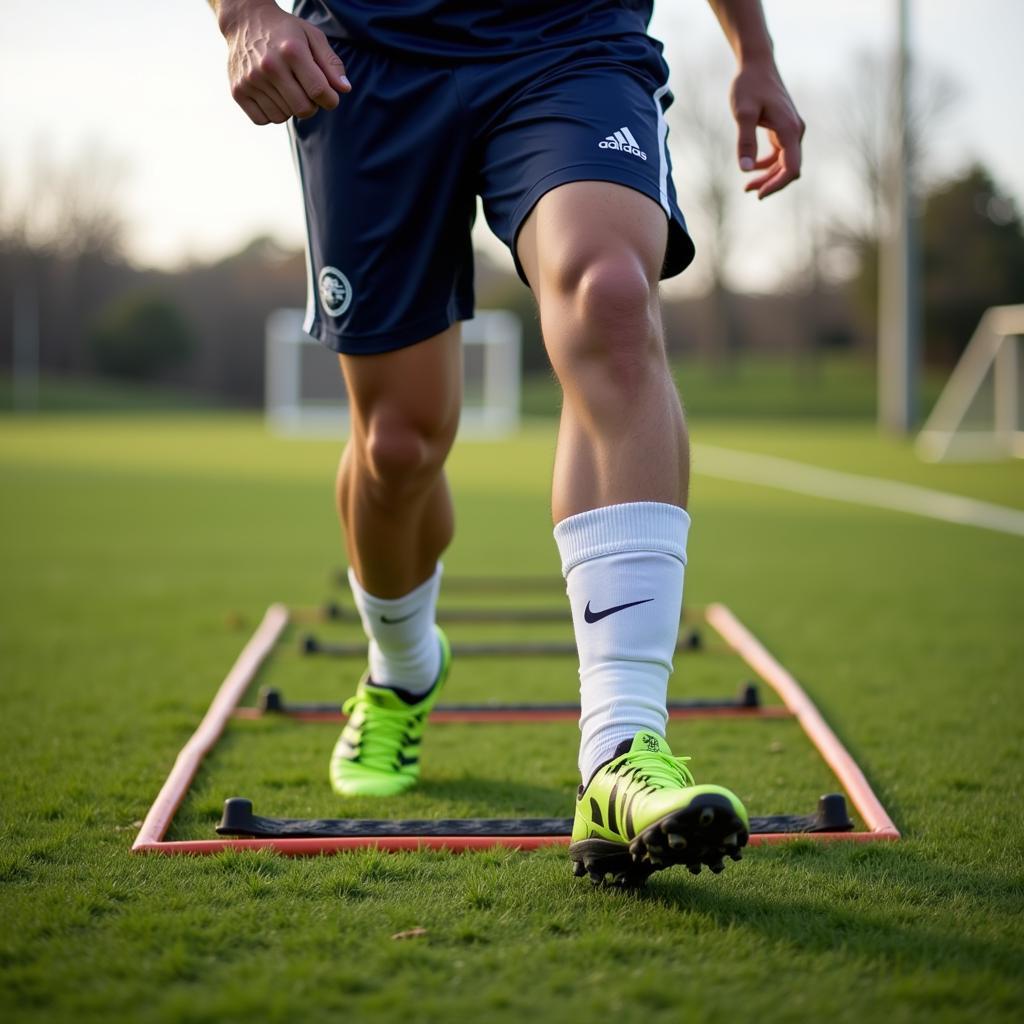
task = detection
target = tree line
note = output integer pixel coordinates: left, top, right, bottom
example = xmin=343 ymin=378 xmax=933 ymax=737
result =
xmin=1 ymin=47 xmax=1022 ymax=409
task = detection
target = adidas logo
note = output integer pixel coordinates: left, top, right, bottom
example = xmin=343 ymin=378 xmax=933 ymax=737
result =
xmin=598 ymin=126 xmax=647 ymax=161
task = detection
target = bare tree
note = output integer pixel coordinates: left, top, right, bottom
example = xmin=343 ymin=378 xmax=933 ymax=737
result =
xmin=0 ymin=143 xmax=131 ymax=375
xmin=18 ymin=141 xmax=129 ymax=259
xmin=829 ymin=50 xmax=958 ymax=248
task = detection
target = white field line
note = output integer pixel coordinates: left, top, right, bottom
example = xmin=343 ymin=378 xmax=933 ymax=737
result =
xmin=693 ymin=443 xmax=1024 ymax=538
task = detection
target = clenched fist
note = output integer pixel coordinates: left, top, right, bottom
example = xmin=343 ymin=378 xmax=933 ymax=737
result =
xmin=214 ymin=0 xmax=351 ymax=124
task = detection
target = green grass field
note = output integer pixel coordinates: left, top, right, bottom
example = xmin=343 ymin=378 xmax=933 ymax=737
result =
xmin=526 ymin=353 xmax=950 ymax=421
xmin=2 ymin=411 xmax=1022 ymax=1023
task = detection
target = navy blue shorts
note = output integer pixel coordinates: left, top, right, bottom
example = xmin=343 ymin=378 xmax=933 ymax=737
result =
xmin=290 ymin=33 xmax=695 ymax=355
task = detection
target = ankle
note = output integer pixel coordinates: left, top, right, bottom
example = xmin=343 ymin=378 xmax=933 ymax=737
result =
xmin=349 ymin=564 xmax=443 ymax=693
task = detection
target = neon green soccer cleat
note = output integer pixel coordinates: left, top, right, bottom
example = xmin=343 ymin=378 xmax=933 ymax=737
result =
xmin=570 ymin=730 xmax=750 ymax=887
xmin=329 ymin=627 xmax=451 ymax=798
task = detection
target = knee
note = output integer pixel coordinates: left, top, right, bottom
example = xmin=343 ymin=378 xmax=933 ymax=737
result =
xmin=565 ymin=254 xmax=654 ymax=327
xmin=362 ymin=413 xmax=451 ymax=498
xmin=545 ymin=253 xmax=661 ymax=394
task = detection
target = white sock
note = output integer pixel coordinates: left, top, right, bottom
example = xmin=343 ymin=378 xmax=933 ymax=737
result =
xmin=347 ymin=564 xmax=442 ymax=696
xmin=554 ymin=502 xmax=689 ymax=783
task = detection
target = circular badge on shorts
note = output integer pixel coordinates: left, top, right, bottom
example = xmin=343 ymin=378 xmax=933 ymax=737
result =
xmin=318 ymin=266 xmax=352 ymax=318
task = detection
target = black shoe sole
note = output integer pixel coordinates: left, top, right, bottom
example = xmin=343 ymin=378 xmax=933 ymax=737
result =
xmin=569 ymin=792 xmax=749 ymax=888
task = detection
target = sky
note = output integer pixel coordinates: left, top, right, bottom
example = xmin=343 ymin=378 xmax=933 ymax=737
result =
xmin=2 ymin=0 xmax=1022 ymax=293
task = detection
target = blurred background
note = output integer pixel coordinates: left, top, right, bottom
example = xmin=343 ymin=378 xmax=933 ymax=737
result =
xmin=1 ymin=0 xmax=1022 ymax=430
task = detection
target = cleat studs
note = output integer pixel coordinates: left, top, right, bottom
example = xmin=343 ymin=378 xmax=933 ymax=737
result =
xmin=688 ymin=863 xmax=701 ymax=875
xmin=722 ymin=832 xmax=738 ymax=847
xmin=572 ymin=860 xmax=586 ymax=877
xmin=667 ymin=833 xmax=687 ymax=849
xmin=708 ymin=858 xmax=725 ymax=874
xmin=698 ymin=807 xmax=715 ymax=828
xmin=728 ymin=849 xmax=743 ymax=862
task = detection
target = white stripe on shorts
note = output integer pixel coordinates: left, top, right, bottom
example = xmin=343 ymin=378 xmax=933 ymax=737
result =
xmin=652 ymin=84 xmax=671 ymax=216
xmin=287 ymin=120 xmax=318 ymax=337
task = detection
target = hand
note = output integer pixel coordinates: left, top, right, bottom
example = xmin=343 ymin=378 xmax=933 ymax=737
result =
xmin=218 ymin=1 xmax=351 ymax=125
xmin=730 ymin=58 xmax=805 ymax=199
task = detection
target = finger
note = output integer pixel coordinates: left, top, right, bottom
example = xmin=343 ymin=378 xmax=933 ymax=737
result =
xmin=238 ymin=95 xmax=270 ymax=125
xmin=744 ymin=163 xmax=780 ymax=193
xmin=250 ymin=49 xmax=318 ymax=118
xmin=305 ymin=25 xmax=351 ymax=93
xmin=742 ymin=138 xmax=782 ymax=191
xmin=734 ymin=106 xmax=760 ymax=171
xmin=282 ymin=40 xmax=339 ymax=112
xmin=756 ymin=169 xmax=791 ymax=199
xmin=269 ymin=62 xmax=320 ymax=118
xmin=742 ymin=148 xmax=778 ymax=179
xmin=755 ymin=156 xmax=799 ymax=199
xmin=231 ymin=79 xmax=272 ymax=125
xmin=780 ymin=128 xmax=802 ymax=181
xmin=758 ymin=150 xmax=801 ymax=198
xmin=751 ymin=118 xmax=802 ymax=197
xmin=251 ymin=88 xmax=291 ymax=125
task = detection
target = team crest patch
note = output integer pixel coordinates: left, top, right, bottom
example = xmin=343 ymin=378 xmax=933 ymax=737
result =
xmin=318 ymin=266 xmax=352 ymax=317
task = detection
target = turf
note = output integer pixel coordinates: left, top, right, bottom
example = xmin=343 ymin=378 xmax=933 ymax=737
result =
xmin=1 ymin=414 xmax=1022 ymax=1023
xmin=521 ymin=354 xmax=949 ymax=422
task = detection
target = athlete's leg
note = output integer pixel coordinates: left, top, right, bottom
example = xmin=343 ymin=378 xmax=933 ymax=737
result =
xmin=519 ymin=180 xmax=690 ymax=778
xmin=288 ymin=40 xmax=473 ymax=796
xmin=518 ymin=181 xmax=748 ymax=882
xmin=336 ymin=324 xmax=462 ymax=598
xmin=328 ymin=325 xmax=461 ymax=797
xmin=519 ymin=181 xmax=687 ymax=521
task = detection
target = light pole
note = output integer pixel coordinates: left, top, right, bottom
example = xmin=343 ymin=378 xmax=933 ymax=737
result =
xmin=877 ymin=0 xmax=920 ymax=434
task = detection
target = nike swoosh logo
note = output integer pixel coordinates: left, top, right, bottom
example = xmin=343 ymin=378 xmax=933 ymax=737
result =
xmin=380 ymin=610 xmax=418 ymax=624
xmin=583 ymin=598 xmax=653 ymax=623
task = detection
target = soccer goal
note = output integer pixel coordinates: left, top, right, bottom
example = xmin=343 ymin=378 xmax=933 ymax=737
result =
xmin=265 ymin=309 xmax=522 ymax=438
xmin=916 ymin=304 xmax=1024 ymax=462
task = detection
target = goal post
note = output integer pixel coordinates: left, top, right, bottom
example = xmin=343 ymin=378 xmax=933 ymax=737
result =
xmin=265 ymin=309 xmax=522 ymax=438
xmin=915 ymin=304 xmax=1024 ymax=462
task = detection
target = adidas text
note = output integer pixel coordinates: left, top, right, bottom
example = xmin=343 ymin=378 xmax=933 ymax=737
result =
xmin=599 ymin=138 xmax=647 ymax=160
xmin=599 ymin=127 xmax=647 ymax=161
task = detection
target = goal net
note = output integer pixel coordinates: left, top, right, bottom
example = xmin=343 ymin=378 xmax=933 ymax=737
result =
xmin=916 ymin=305 xmax=1024 ymax=462
xmin=265 ymin=309 xmax=522 ymax=438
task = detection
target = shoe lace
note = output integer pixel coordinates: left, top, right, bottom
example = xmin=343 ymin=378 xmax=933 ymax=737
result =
xmin=342 ymin=694 xmax=420 ymax=771
xmin=625 ymin=750 xmax=696 ymax=790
